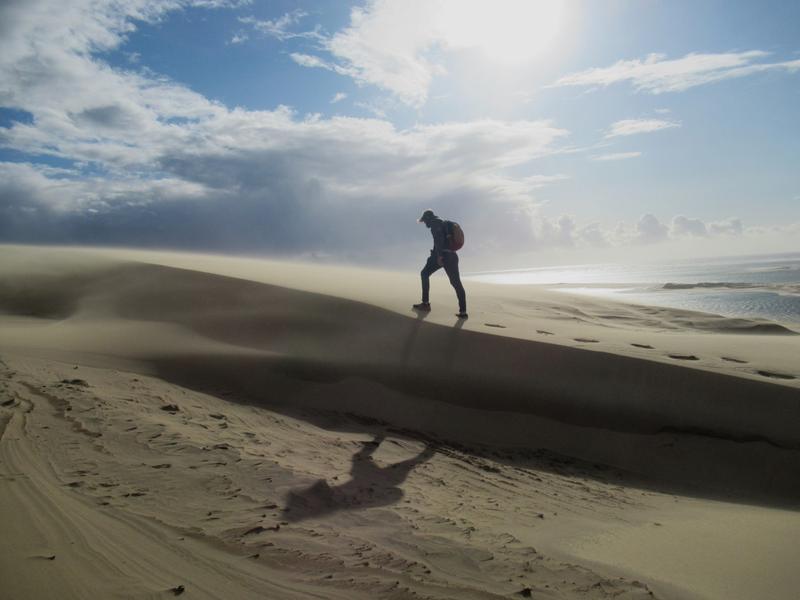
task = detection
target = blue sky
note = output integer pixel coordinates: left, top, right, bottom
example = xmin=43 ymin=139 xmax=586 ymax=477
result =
xmin=1 ymin=0 xmax=798 ymax=267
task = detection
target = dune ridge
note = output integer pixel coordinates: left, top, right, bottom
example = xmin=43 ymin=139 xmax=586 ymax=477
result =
xmin=2 ymin=261 xmax=799 ymax=448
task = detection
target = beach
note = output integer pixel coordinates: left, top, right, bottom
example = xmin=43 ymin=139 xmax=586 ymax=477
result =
xmin=2 ymin=244 xmax=800 ymax=600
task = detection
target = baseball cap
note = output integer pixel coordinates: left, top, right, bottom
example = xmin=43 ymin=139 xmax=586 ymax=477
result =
xmin=417 ymin=209 xmax=435 ymax=223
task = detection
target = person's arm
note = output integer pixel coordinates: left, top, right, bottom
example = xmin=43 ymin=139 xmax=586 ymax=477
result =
xmin=431 ymin=221 xmax=446 ymax=257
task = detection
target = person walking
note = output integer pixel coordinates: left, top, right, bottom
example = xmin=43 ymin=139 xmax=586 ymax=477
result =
xmin=413 ymin=209 xmax=468 ymax=319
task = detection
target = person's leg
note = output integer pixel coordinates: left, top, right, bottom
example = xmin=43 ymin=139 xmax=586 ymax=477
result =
xmin=443 ymin=253 xmax=466 ymax=313
xmin=420 ymin=255 xmax=441 ymax=303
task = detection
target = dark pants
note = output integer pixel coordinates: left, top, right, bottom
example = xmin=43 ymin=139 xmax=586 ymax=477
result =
xmin=421 ymin=252 xmax=466 ymax=312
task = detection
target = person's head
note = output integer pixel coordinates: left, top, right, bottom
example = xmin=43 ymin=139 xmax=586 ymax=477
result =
xmin=418 ymin=209 xmax=436 ymax=227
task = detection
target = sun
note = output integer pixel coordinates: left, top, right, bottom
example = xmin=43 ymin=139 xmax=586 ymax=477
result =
xmin=436 ymin=0 xmax=567 ymax=64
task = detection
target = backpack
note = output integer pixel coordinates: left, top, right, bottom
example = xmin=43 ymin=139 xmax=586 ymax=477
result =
xmin=444 ymin=220 xmax=465 ymax=251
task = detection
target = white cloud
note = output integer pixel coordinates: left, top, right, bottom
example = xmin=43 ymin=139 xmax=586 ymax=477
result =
xmin=323 ymin=1 xmax=440 ymax=107
xmin=591 ymin=151 xmax=642 ymax=161
xmin=290 ymin=52 xmax=335 ymax=70
xmin=537 ymin=215 xmax=577 ymax=247
xmin=671 ymin=215 xmax=708 ymax=237
xmin=534 ymin=215 xmax=611 ymax=249
xmin=330 ymin=92 xmax=347 ymax=104
xmin=0 ymin=0 xmax=572 ymax=261
xmin=238 ymin=10 xmax=322 ymax=42
xmin=0 ymin=161 xmax=208 ymax=217
xmin=552 ymin=51 xmax=800 ymax=94
xmin=289 ymin=52 xmax=353 ymax=76
xmin=0 ymin=0 xmax=232 ymax=167
xmin=229 ymin=32 xmax=248 ymax=44
xmin=290 ymin=0 xmax=567 ymax=107
xmin=636 ymin=213 xmax=670 ymax=244
xmin=576 ymin=222 xmax=610 ymax=247
xmin=551 ymin=216 xmax=800 ymax=263
xmin=605 ymin=119 xmax=680 ymax=138
xmin=708 ymin=218 xmax=743 ymax=236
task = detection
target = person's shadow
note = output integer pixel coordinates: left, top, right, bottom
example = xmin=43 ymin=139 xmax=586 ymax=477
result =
xmin=282 ymin=435 xmax=435 ymax=522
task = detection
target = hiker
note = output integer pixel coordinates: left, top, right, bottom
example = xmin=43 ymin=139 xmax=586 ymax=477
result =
xmin=413 ymin=209 xmax=468 ymax=319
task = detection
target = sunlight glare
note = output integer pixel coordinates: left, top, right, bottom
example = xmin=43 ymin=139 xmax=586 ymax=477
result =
xmin=437 ymin=0 xmax=566 ymax=64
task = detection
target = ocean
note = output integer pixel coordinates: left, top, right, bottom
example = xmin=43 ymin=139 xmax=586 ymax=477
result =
xmin=465 ymin=252 xmax=800 ymax=325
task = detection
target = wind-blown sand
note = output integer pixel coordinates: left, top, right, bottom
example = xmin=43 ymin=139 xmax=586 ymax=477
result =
xmin=1 ymin=244 xmax=799 ymax=599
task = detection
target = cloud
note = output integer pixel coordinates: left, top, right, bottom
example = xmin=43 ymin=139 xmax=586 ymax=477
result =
xmin=534 ymin=215 xmax=611 ymax=249
xmin=671 ymin=215 xmax=708 ymax=237
xmin=511 ymin=211 xmax=797 ymax=259
xmin=605 ymin=119 xmax=680 ymax=138
xmin=576 ymin=222 xmax=610 ymax=247
xmin=238 ymin=10 xmax=322 ymax=42
xmin=290 ymin=52 xmax=327 ymax=68
xmin=322 ymin=1 xmax=441 ymax=107
xmin=537 ymin=215 xmax=577 ymax=247
xmin=552 ymin=51 xmax=800 ymax=94
xmin=708 ymin=218 xmax=743 ymax=236
xmin=626 ymin=213 xmax=744 ymax=245
xmin=534 ymin=214 xmax=799 ymax=263
xmin=289 ymin=52 xmax=342 ymax=72
xmin=591 ymin=151 xmax=642 ymax=161
xmin=290 ymin=0 xmax=566 ymax=107
xmin=229 ymin=32 xmax=248 ymax=44
xmin=330 ymin=92 xmax=347 ymax=104
xmin=636 ymin=213 xmax=670 ymax=244
xmin=0 ymin=0 xmax=572 ymax=263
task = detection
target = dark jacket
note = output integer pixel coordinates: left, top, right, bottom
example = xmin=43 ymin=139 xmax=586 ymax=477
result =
xmin=428 ymin=216 xmax=448 ymax=257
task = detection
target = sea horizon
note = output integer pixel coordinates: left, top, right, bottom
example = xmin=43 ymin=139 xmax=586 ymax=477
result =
xmin=465 ymin=251 xmax=800 ymax=324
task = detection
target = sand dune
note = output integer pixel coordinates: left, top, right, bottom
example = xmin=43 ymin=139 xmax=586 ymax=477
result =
xmin=2 ymin=245 xmax=800 ymax=599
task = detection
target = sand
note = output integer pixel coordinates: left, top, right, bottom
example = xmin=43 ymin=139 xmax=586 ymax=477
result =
xmin=1 ymin=244 xmax=799 ymax=599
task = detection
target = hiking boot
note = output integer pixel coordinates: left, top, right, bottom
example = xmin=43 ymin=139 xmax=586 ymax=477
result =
xmin=412 ymin=302 xmax=431 ymax=311
xmin=455 ymin=312 xmax=468 ymax=319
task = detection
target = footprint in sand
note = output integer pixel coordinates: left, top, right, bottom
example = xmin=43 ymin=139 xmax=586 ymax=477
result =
xmin=757 ymin=370 xmax=796 ymax=380
xmin=536 ymin=330 xmax=554 ymax=335
xmin=668 ymin=354 xmax=700 ymax=361
xmin=631 ymin=343 xmax=654 ymax=349
xmin=574 ymin=338 xmax=599 ymax=343
xmin=60 ymin=378 xmax=90 ymax=387
xmin=484 ymin=323 xmax=506 ymax=328
xmin=721 ymin=357 xmax=748 ymax=364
